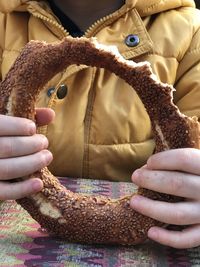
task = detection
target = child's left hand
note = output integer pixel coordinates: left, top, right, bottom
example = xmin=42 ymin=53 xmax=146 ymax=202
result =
xmin=130 ymin=148 xmax=200 ymax=249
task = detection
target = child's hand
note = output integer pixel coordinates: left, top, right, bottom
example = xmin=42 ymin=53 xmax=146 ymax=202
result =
xmin=0 ymin=108 xmax=54 ymax=200
xmin=130 ymin=148 xmax=200 ymax=249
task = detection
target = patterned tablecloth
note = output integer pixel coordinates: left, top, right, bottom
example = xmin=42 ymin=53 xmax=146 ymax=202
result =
xmin=0 ymin=177 xmax=200 ymax=267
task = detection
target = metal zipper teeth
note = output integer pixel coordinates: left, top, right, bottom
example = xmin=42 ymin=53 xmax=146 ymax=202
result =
xmin=32 ymin=11 xmax=115 ymax=38
xmin=32 ymin=12 xmax=69 ymax=38
xmin=84 ymin=13 xmax=115 ymax=37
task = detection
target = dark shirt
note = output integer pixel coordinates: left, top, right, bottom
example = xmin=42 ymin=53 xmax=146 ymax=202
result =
xmin=48 ymin=1 xmax=84 ymax=37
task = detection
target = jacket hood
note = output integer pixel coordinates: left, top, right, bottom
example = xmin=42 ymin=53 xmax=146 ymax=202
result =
xmin=0 ymin=0 xmax=195 ymax=16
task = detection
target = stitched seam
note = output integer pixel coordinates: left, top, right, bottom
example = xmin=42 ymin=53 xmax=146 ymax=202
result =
xmin=139 ymin=0 xmax=162 ymax=15
xmin=86 ymin=5 xmax=134 ymax=37
xmin=82 ymin=69 xmax=97 ymax=178
xmin=3 ymin=48 xmax=21 ymax=53
xmin=146 ymin=53 xmax=177 ymax=60
xmin=186 ymin=47 xmax=200 ymax=55
xmin=185 ymin=25 xmax=200 ymax=55
xmin=88 ymin=138 xmax=154 ymax=147
xmin=139 ymin=1 xmax=195 ymax=17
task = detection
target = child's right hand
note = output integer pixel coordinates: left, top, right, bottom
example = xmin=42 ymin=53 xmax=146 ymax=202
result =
xmin=0 ymin=108 xmax=54 ymax=200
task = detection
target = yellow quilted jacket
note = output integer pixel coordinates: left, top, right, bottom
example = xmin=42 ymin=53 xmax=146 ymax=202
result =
xmin=0 ymin=0 xmax=200 ymax=181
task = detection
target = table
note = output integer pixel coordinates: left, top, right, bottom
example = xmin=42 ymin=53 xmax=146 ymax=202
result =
xmin=0 ymin=177 xmax=200 ymax=267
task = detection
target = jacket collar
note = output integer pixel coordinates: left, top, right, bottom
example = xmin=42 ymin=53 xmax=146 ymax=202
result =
xmin=134 ymin=0 xmax=195 ymax=16
xmin=0 ymin=0 xmax=195 ymax=61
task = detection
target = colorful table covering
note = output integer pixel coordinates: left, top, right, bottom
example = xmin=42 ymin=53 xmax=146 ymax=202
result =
xmin=0 ymin=177 xmax=200 ymax=267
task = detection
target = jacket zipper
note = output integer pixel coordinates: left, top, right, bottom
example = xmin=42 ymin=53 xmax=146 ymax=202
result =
xmin=84 ymin=13 xmax=115 ymax=37
xmin=31 ymin=10 xmax=116 ymax=38
xmin=31 ymin=8 xmax=123 ymax=178
xmin=31 ymin=12 xmax=68 ymax=39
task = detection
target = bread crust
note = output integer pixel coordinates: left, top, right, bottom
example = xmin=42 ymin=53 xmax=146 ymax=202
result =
xmin=0 ymin=37 xmax=199 ymax=245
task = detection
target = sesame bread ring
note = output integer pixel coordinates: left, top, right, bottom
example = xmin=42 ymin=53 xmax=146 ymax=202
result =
xmin=0 ymin=37 xmax=199 ymax=245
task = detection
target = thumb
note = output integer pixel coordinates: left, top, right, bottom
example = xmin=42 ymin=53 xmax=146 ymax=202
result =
xmin=35 ymin=108 xmax=55 ymax=126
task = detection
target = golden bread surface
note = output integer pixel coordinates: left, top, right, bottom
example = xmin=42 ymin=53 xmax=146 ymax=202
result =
xmin=0 ymin=37 xmax=199 ymax=245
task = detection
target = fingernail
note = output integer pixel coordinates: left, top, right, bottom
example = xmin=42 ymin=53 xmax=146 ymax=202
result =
xmin=130 ymin=195 xmax=142 ymax=207
xmin=43 ymin=150 xmax=53 ymax=165
xmin=132 ymin=169 xmax=140 ymax=183
xmin=32 ymin=179 xmax=43 ymax=191
xmin=41 ymin=135 xmax=49 ymax=148
xmin=141 ymin=164 xmax=148 ymax=169
xmin=28 ymin=122 xmax=36 ymax=135
xmin=148 ymin=228 xmax=158 ymax=239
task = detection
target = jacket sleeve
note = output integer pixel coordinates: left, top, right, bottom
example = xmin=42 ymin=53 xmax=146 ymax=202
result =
xmin=174 ymin=24 xmax=200 ymax=121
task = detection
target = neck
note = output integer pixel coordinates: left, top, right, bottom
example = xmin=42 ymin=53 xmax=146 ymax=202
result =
xmin=50 ymin=0 xmax=125 ymax=32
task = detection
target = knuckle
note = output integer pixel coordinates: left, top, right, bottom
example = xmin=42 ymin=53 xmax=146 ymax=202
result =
xmin=162 ymin=232 xmax=185 ymax=249
xmin=36 ymin=135 xmax=48 ymax=149
xmin=170 ymin=175 xmax=184 ymax=194
xmin=172 ymin=238 xmax=190 ymax=249
xmin=0 ymin=138 xmax=13 ymax=158
xmin=138 ymin=170 xmax=151 ymax=187
xmin=39 ymin=153 xmax=47 ymax=167
xmin=178 ymin=149 xmax=192 ymax=166
xmin=137 ymin=171 xmax=146 ymax=186
xmin=0 ymin=114 xmax=7 ymax=123
xmin=0 ymin=194 xmax=8 ymax=201
xmin=186 ymin=238 xmax=198 ymax=249
xmin=173 ymin=209 xmax=185 ymax=225
xmin=30 ymin=135 xmax=48 ymax=153
xmin=0 ymin=190 xmax=7 ymax=201
xmin=0 ymin=183 xmax=11 ymax=201
xmin=0 ymin=163 xmax=10 ymax=180
xmin=18 ymin=182 xmax=30 ymax=198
